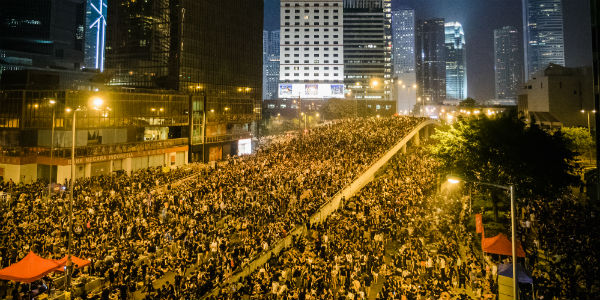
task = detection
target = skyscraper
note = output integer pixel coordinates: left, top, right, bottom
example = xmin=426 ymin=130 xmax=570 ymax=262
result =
xmin=279 ymin=0 xmax=345 ymax=100
xmin=494 ymin=26 xmax=522 ymax=101
xmin=106 ymin=0 xmax=263 ymax=162
xmin=523 ymin=0 xmax=565 ymax=80
xmin=416 ymin=18 xmax=446 ymax=105
xmin=445 ymin=22 xmax=467 ymax=101
xmin=344 ymin=0 xmax=392 ymax=100
xmin=391 ymin=8 xmax=416 ymax=112
xmin=263 ymin=30 xmax=280 ymax=100
xmin=84 ymin=0 xmax=107 ymax=71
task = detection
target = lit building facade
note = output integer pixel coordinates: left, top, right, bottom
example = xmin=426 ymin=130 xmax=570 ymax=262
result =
xmin=0 ymin=90 xmax=189 ymax=183
xmin=84 ymin=0 xmax=107 ymax=71
xmin=0 ymin=0 xmax=86 ymax=79
xmin=494 ymin=26 xmax=522 ymax=102
xmin=279 ymin=0 xmax=345 ymax=100
xmin=344 ymin=0 xmax=392 ymax=100
xmin=445 ymin=22 xmax=467 ymax=101
xmin=523 ymin=0 xmax=565 ymax=80
xmin=391 ymin=8 xmax=416 ymax=113
xmin=106 ymin=0 xmax=263 ymax=162
xmin=416 ymin=18 xmax=446 ymax=105
xmin=263 ymin=30 xmax=280 ymax=100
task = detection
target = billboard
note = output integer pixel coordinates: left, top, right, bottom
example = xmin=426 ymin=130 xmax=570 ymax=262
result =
xmin=278 ymin=83 xmax=345 ymax=99
xmin=238 ymin=139 xmax=252 ymax=156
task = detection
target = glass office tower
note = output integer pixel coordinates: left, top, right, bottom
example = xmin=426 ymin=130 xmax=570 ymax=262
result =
xmin=416 ymin=18 xmax=446 ymax=105
xmin=523 ymin=0 xmax=565 ymax=80
xmin=445 ymin=22 xmax=467 ymax=101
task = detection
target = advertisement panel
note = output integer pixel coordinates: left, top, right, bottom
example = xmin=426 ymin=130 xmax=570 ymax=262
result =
xmin=238 ymin=139 xmax=252 ymax=156
xmin=278 ymin=83 xmax=345 ymax=99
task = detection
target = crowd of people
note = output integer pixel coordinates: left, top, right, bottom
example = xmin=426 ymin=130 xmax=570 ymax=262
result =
xmin=0 ymin=116 xmax=425 ymax=299
xmin=206 ymin=147 xmax=494 ymax=300
xmin=516 ymin=192 xmax=600 ymax=299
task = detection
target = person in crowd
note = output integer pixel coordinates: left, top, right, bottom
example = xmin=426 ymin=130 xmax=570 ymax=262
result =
xmin=0 ymin=117 xmax=425 ymax=299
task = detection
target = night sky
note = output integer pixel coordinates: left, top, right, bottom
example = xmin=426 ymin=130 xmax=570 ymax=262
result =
xmin=264 ymin=0 xmax=593 ymax=101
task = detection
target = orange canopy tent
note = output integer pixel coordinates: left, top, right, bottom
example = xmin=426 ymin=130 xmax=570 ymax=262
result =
xmin=53 ymin=256 xmax=92 ymax=272
xmin=0 ymin=251 xmax=60 ymax=283
xmin=482 ymin=233 xmax=526 ymax=257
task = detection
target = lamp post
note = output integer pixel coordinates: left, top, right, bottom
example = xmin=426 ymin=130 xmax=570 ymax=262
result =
xmin=65 ymin=96 xmax=104 ymax=293
xmin=581 ymin=109 xmax=596 ymax=133
xmin=48 ymin=99 xmax=56 ymax=198
xmin=301 ymin=112 xmax=307 ymax=131
xmin=448 ymin=175 xmax=518 ymax=300
xmin=65 ymin=106 xmax=77 ymax=293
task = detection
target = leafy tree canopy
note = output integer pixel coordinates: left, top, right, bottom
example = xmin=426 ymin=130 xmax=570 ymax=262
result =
xmin=459 ymin=97 xmax=477 ymax=108
xmin=430 ymin=114 xmax=580 ymax=201
xmin=560 ymin=126 xmax=595 ymax=157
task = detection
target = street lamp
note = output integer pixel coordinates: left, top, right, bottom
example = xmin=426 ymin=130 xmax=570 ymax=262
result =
xmin=64 ymin=96 xmax=105 ymax=294
xmin=48 ymin=99 xmax=57 ymax=199
xmin=447 ymin=175 xmax=519 ymax=300
xmin=581 ymin=109 xmax=596 ymax=133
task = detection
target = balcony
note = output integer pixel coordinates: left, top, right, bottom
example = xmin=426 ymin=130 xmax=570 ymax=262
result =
xmin=0 ymin=138 xmax=189 ymax=160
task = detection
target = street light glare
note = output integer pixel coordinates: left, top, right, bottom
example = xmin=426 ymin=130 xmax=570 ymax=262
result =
xmin=49 ymin=100 xmax=56 ymax=105
xmin=92 ymin=97 xmax=104 ymax=108
xmin=446 ymin=175 xmax=462 ymax=184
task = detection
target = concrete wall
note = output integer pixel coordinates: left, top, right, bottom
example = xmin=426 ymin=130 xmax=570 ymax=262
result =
xmin=548 ymin=75 xmax=595 ymax=127
xmin=0 ymin=163 xmax=37 ymax=184
xmin=522 ymin=77 xmax=550 ymax=112
xmin=3 ymin=150 xmax=189 ymax=184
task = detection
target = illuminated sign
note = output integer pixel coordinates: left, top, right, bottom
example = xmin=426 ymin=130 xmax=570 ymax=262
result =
xmin=86 ymin=0 xmax=107 ymax=71
xmin=238 ymin=139 xmax=252 ymax=156
xmin=278 ymin=83 xmax=345 ymax=99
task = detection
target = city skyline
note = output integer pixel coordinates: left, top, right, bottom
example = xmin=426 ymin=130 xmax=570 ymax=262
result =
xmin=265 ymin=0 xmax=593 ymax=101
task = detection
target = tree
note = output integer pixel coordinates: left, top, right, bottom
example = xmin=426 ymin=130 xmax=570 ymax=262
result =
xmin=459 ymin=97 xmax=477 ymax=108
xmin=430 ymin=114 xmax=580 ymax=220
xmin=560 ymin=127 xmax=595 ymax=162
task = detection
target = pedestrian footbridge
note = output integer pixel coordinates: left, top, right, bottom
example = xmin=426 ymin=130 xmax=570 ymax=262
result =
xmin=203 ymin=119 xmax=439 ymax=297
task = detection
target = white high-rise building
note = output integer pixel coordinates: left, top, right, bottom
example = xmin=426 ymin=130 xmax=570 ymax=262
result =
xmin=279 ymin=0 xmax=345 ymax=99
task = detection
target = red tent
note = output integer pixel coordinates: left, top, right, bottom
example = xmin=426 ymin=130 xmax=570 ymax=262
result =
xmin=53 ymin=256 xmax=92 ymax=272
xmin=0 ymin=251 xmax=60 ymax=283
xmin=482 ymin=233 xmax=526 ymax=257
